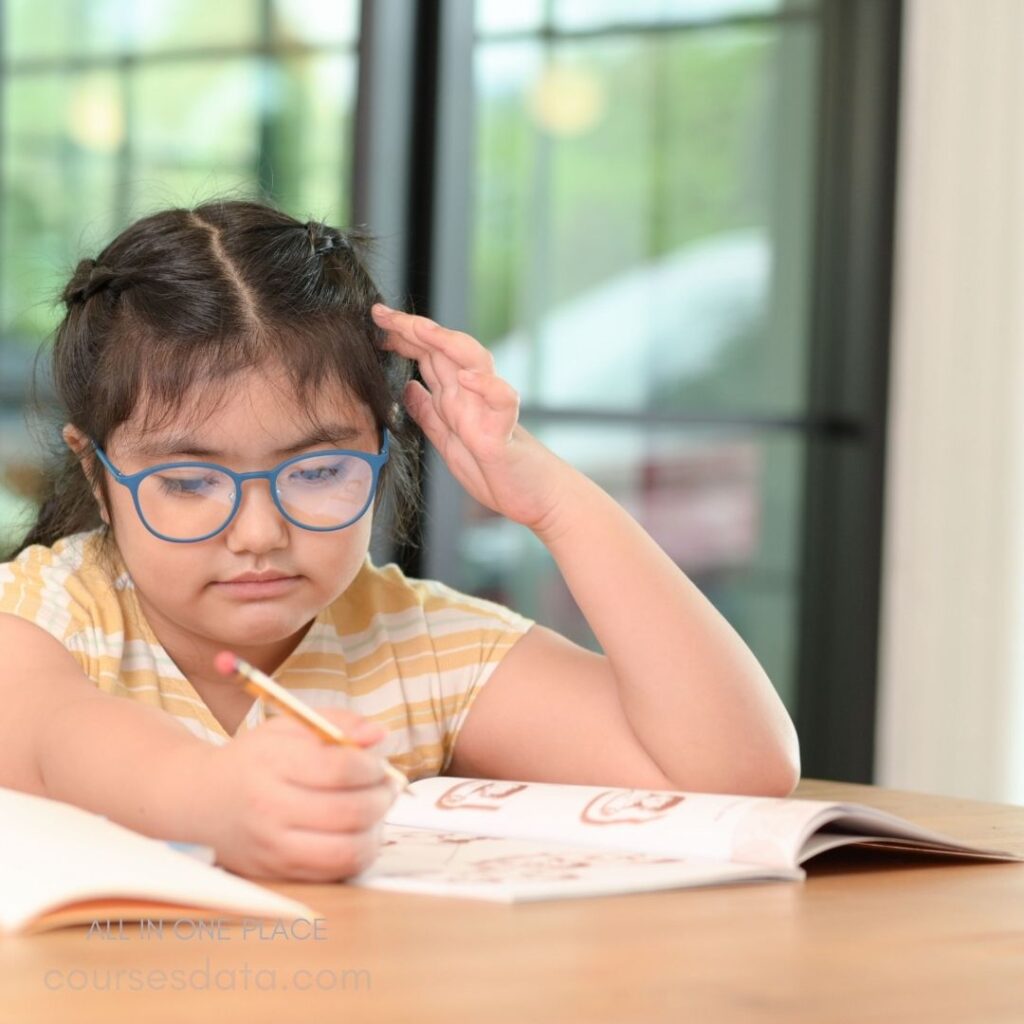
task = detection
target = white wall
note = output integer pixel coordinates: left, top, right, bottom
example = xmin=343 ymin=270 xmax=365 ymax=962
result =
xmin=876 ymin=0 xmax=1024 ymax=801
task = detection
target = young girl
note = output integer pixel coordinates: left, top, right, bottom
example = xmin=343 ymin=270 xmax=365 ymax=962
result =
xmin=0 ymin=199 xmax=799 ymax=882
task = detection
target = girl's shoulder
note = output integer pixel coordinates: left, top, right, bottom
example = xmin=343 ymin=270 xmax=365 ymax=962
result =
xmin=332 ymin=557 xmax=535 ymax=637
xmin=1 ymin=526 xmax=113 ymax=583
xmin=0 ymin=527 xmax=121 ymax=631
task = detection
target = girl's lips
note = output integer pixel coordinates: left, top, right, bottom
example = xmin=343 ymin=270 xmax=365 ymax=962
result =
xmin=214 ymin=576 xmax=301 ymax=598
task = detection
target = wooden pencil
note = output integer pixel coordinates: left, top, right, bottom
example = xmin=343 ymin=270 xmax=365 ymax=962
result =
xmin=213 ymin=650 xmax=411 ymax=795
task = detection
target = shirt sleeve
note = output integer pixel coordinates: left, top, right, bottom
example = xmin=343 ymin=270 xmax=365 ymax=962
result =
xmin=0 ymin=549 xmax=98 ymax=679
xmin=416 ymin=578 xmax=536 ymax=775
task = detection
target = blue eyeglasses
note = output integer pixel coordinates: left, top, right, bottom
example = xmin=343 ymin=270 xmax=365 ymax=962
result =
xmin=90 ymin=430 xmax=390 ymax=543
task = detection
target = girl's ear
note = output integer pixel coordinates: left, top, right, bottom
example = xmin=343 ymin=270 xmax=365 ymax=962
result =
xmin=61 ymin=423 xmax=89 ymax=458
xmin=62 ymin=424 xmax=110 ymax=526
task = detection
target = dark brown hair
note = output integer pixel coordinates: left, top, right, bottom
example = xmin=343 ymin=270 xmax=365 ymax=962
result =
xmin=5 ymin=197 xmax=419 ymax=571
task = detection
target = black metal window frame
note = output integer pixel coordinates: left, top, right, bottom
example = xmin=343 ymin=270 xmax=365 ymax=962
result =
xmin=795 ymin=0 xmax=902 ymax=782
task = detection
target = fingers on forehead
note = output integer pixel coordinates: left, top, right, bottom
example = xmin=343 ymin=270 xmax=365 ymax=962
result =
xmin=378 ymin=313 xmax=497 ymax=381
xmin=467 ymin=372 xmax=519 ymax=410
xmin=409 ymin=323 xmax=495 ymax=372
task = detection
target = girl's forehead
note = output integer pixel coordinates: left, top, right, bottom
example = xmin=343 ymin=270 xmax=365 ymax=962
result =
xmin=119 ymin=371 xmax=372 ymax=451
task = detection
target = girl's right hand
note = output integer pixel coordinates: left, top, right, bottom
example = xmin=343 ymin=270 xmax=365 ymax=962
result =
xmin=196 ymin=709 xmax=399 ymax=882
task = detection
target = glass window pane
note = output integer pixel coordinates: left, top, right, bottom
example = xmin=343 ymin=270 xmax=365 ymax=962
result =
xmin=2 ymin=72 xmax=122 ymax=343
xmin=473 ymin=21 xmax=819 ymax=417
xmin=0 ymin=412 xmax=40 ymax=554
xmin=272 ymin=0 xmax=359 ymax=47
xmin=133 ymin=60 xmax=264 ymax=174
xmin=553 ymin=0 xmax=817 ymax=31
xmin=134 ymin=0 xmax=358 ymax=53
xmin=7 ymin=1 xmax=132 ymax=60
xmin=131 ymin=0 xmax=263 ymax=53
xmin=453 ymin=421 xmax=802 ymax=711
xmin=476 ymin=0 xmax=547 ymax=37
xmin=6 ymin=1 xmax=358 ymax=60
xmin=276 ymin=54 xmax=357 ymax=217
xmin=131 ymin=53 xmax=355 ymax=218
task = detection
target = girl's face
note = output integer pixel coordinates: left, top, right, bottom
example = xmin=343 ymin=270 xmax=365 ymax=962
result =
xmin=66 ymin=364 xmax=380 ymax=674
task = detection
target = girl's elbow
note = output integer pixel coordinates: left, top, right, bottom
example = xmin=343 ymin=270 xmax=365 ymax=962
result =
xmin=769 ymin=731 xmax=802 ymax=796
xmin=744 ymin=729 xmax=802 ymax=797
xmin=728 ymin=759 xmax=800 ymax=798
xmin=766 ymin=757 xmax=801 ymax=797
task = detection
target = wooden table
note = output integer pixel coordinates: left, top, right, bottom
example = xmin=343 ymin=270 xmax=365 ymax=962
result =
xmin=3 ymin=779 xmax=1024 ymax=1023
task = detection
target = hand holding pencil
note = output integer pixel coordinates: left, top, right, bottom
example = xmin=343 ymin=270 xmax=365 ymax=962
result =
xmin=192 ymin=676 xmax=402 ymax=882
xmin=213 ymin=650 xmax=412 ymax=796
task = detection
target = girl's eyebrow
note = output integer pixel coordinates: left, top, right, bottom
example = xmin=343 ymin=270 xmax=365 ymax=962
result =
xmin=129 ymin=423 xmax=362 ymax=459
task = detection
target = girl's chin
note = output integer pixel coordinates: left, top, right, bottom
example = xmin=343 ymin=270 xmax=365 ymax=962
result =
xmin=209 ymin=606 xmax=318 ymax=647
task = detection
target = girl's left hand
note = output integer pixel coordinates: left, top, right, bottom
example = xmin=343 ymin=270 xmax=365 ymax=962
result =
xmin=371 ymin=303 xmax=568 ymax=533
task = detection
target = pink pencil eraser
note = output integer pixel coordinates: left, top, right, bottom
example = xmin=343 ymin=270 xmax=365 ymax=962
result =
xmin=213 ymin=650 xmax=238 ymax=677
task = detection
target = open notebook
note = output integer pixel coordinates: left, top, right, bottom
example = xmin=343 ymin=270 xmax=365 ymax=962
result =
xmin=349 ymin=776 xmax=1024 ymax=902
xmin=4 ymin=776 xmax=1021 ymax=933
xmin=0 ymin=787 xmax=316 ymax=935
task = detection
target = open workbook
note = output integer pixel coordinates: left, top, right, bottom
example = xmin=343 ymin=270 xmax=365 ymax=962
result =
xmin=348 ymin=776 xmax=1023 ymax=902
xmin=3 ymin=776 xmax=1021 ymax=933
xmin=0 ymin=786 xmax=317 ymax=935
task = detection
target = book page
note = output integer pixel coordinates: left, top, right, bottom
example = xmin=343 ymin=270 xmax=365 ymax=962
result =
xmin=351 ymin=825 xmax=804 ymax=902
xmin=388 ymin=779 xmax=1023 ymax=871
xmin=794 ymin=806 xmax=1023 ymax=863
xmin=386 ymin=777 xmax=830 ymax=868
xmin=0 ymin=787 xmax=317 ymax=935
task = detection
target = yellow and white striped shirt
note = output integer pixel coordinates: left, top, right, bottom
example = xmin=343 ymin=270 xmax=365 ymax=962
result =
xmin=0 ymin=528 xmax=534 ymax=781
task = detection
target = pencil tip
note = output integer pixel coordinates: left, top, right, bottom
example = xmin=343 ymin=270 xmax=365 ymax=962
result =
xmin=213 ymin=650 xmax=238 ymax=677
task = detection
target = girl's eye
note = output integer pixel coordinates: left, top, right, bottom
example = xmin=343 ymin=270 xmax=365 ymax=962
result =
xmin=155 ymin=474 xmax=224 ymax=496
xmin=290 ymin=464 xmax=343 ymax=485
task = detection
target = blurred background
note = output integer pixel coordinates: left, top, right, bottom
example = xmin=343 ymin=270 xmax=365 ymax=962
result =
xmin=1 ymin=0 xmax=1020 ymax=803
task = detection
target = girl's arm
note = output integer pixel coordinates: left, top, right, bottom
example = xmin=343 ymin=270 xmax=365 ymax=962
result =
xmin=0 ymin=613 xmax=213 ymax=838
xmin=3 ymin=614 xmax=398 ymax=881
xmin=371 ymin=305 xmax=800 ymax=796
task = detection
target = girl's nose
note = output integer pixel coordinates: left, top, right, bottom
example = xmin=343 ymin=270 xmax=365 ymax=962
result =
xmin=222 ymin=479 xmax=290 ymax=552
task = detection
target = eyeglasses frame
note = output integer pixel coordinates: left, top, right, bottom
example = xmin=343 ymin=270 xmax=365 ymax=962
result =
xmin=88 ymin=429 xmax=390 ymax=543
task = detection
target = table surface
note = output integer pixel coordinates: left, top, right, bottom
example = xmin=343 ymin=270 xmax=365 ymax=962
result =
xmin=3 ymin=778 xmax=1024 ymax=1024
